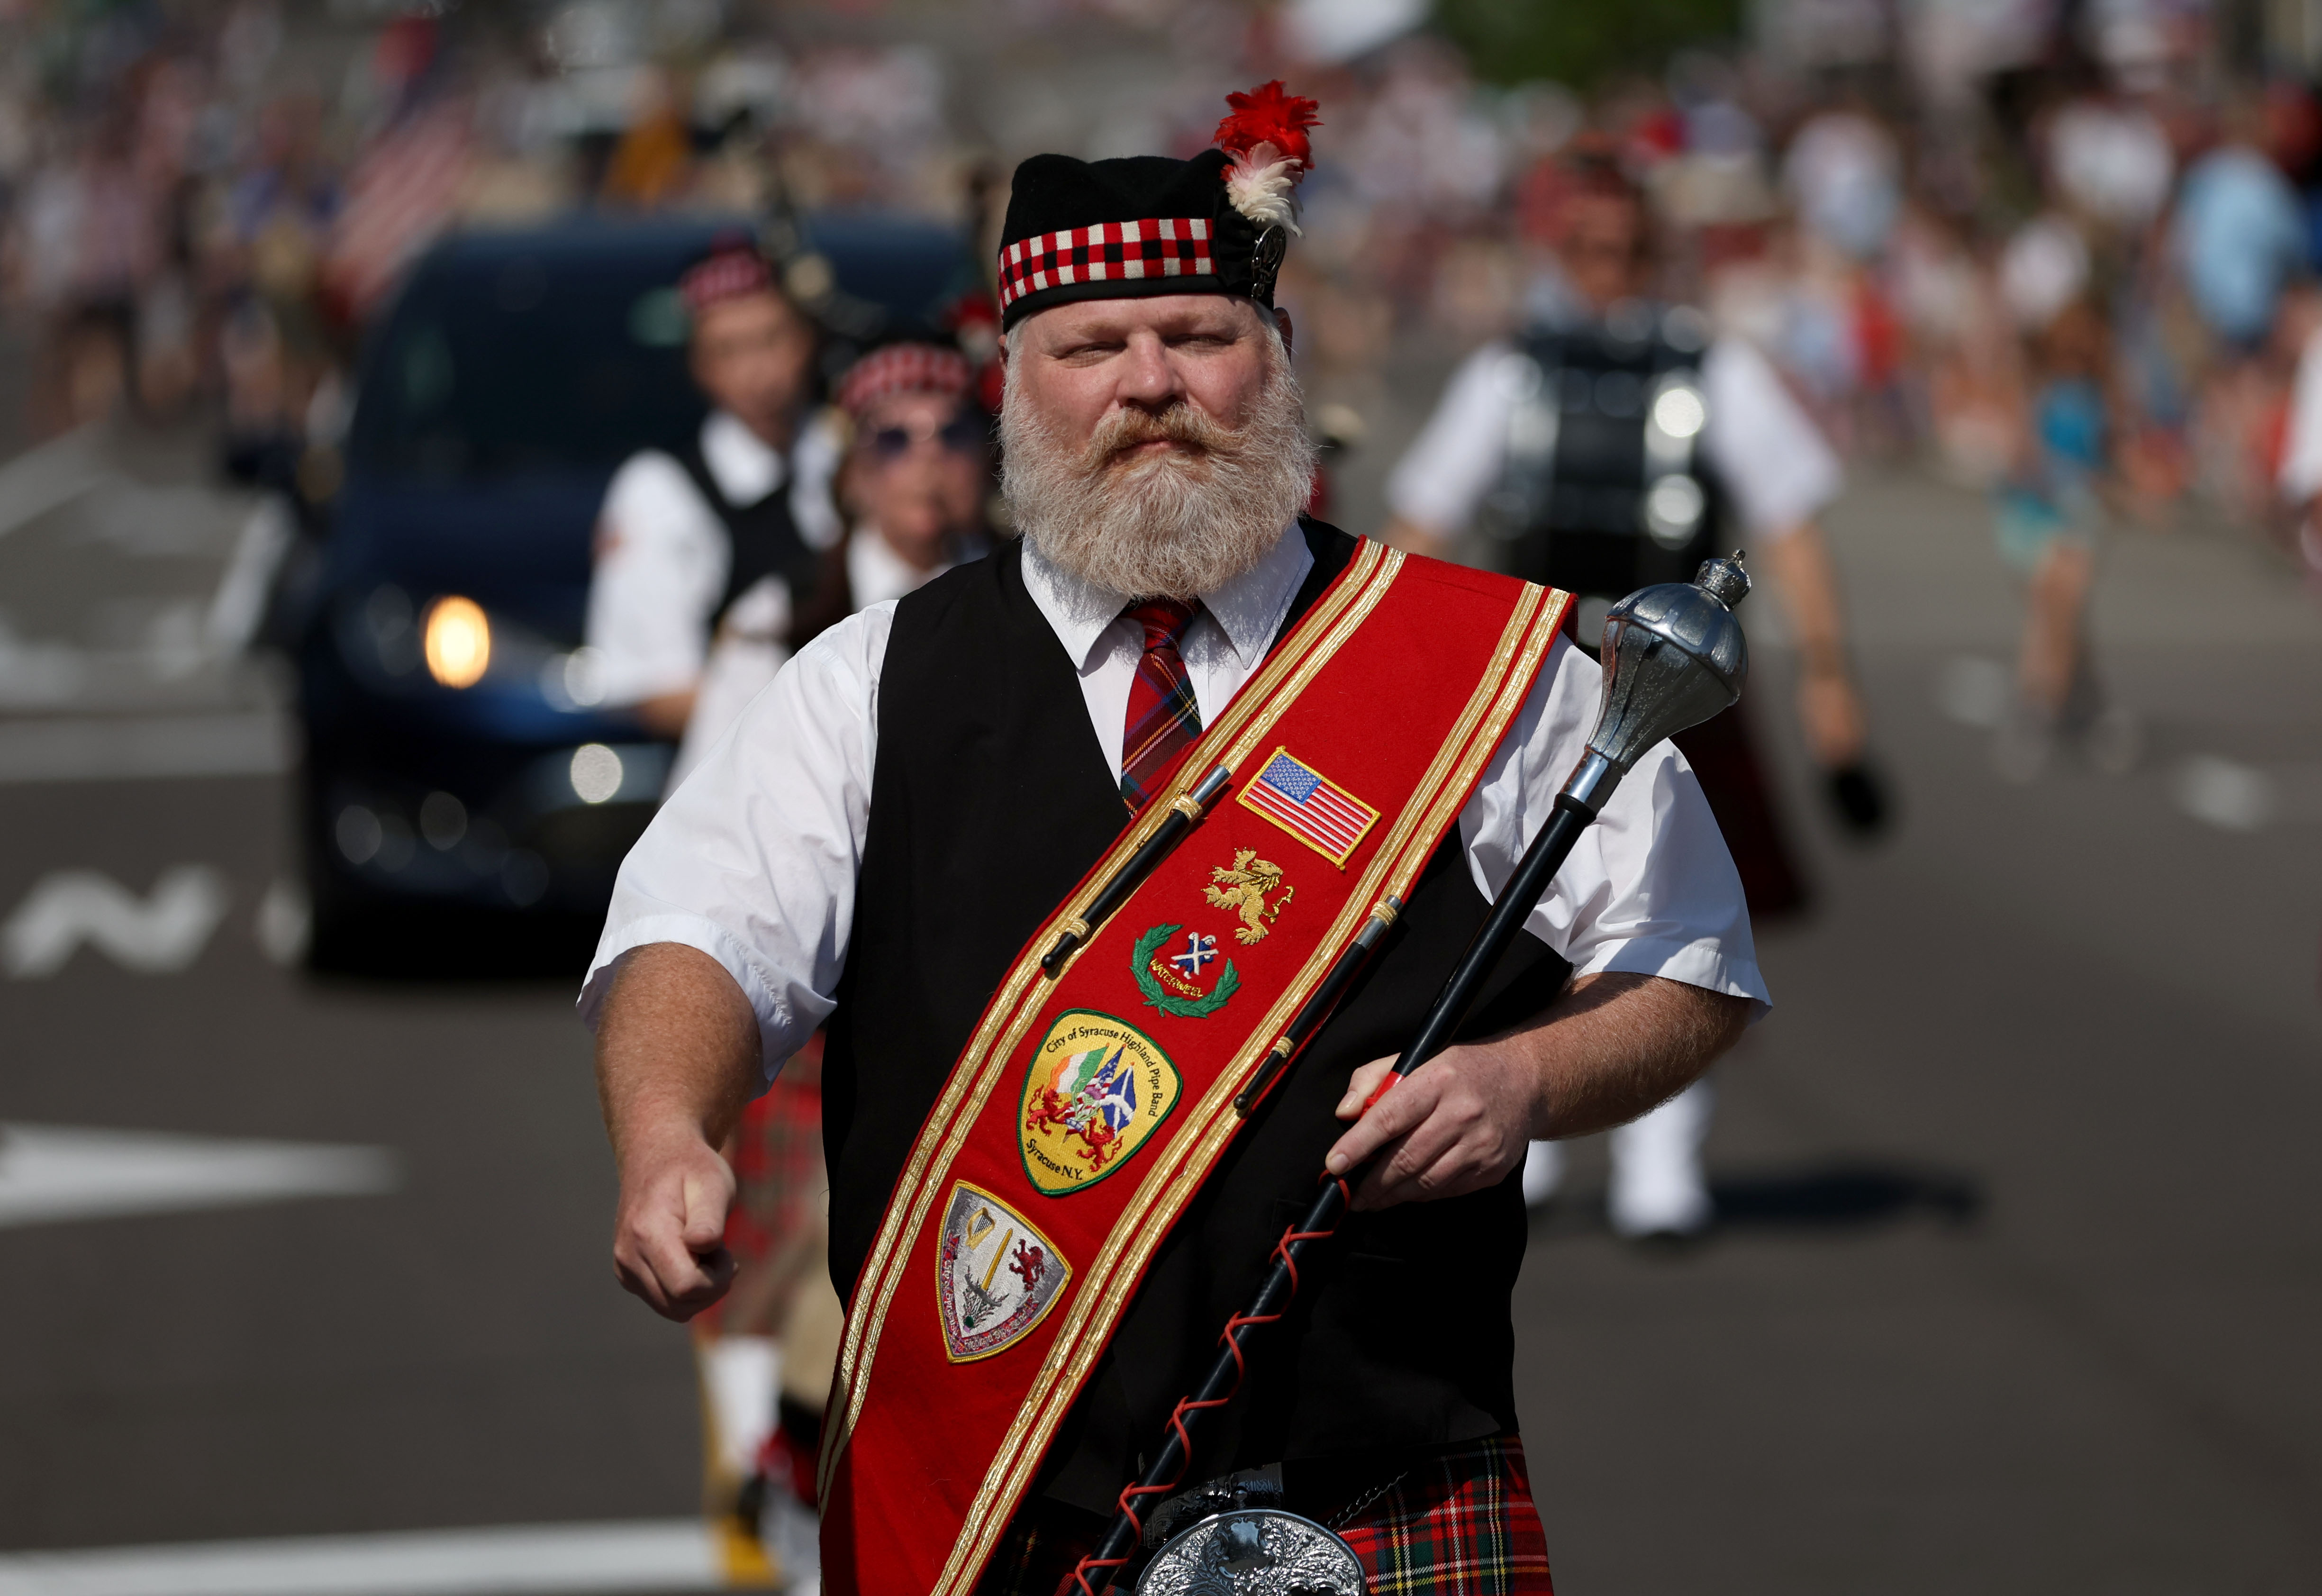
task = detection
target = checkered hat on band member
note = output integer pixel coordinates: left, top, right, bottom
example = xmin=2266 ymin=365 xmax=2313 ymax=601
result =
xmin=834 ymin=343 xmax=976 ymax=418
xmin=678 ymin=238 xmax=778 ymax=316
xmin=996 ymin=80 xmax=1320 ymax=332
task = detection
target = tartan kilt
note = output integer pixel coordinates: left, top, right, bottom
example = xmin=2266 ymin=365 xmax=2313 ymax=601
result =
xmin=1338 ymin=1437 xmax=1554 ymax=1596
xmin=975 ymin=1436 xmax=1553 ymax=1596
xmin=698 ymin=1036 xmax=827 ymax=1340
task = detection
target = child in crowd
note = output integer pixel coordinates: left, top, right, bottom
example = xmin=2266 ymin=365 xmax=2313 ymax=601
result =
xmin=1993 ymin=293 xmax=2138 ymax=777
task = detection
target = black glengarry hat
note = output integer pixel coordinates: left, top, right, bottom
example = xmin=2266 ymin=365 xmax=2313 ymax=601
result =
xmin=997 ymin=82 xmax=1320 ymax=331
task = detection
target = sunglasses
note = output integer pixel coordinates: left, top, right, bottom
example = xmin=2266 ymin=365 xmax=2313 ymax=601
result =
xmin=866 ymin=411 xmax=988 ymax=462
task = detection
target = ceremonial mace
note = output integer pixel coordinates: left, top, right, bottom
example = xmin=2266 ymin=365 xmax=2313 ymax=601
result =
xmin=1071 ymin=554 xmax=1755 ymax=1596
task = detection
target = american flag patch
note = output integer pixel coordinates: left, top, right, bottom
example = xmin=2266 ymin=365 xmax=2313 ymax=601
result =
xmin=1238 ymin=749 xmax=1380 ymax=867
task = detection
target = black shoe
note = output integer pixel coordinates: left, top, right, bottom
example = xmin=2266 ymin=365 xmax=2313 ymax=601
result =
xmin=1825 ymin=761 xmax=1891 ymax=836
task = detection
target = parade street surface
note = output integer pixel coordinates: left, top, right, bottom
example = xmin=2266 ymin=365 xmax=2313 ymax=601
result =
xmin=3 ymin=424 xmax=2320 ymax=1595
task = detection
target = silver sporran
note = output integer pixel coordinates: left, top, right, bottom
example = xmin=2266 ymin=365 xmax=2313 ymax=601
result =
xmin=1134 ymin=1508 xmax=1366 ymax=1596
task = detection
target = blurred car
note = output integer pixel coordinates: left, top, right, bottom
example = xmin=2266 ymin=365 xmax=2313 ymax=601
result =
xmin=291 ymin=211 xmax=976 ymax=968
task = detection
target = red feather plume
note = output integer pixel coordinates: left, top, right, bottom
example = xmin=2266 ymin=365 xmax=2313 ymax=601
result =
xmin=1214 ymin=80 xmax=1321 ymax=169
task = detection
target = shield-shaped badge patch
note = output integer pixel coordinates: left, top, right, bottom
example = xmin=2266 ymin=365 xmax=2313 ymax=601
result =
xmin=935 ymin=1182 xmax=1072 ymax=1362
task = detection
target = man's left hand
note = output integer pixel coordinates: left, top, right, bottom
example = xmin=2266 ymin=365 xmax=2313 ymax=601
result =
xmin=1325 ymin=1044 xmax=1537 ymax=1212
xmin=1318 ymin=974 xmax=1752 ymax=1211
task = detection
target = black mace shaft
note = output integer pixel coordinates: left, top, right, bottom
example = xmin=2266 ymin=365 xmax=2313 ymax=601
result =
xmin=1073 ymin=794 xmax=1599 ymax=1594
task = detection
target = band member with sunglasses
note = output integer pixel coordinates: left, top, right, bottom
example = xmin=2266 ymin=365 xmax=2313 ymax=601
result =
xmin=584 ymin=240 xmax=842 ymax=761
xmin=672 ymin=339 xmax=993 ymax=787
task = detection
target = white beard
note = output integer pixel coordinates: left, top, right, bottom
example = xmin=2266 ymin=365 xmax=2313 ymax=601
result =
xmin=998 ymin=335 xmax=1317 ymax=602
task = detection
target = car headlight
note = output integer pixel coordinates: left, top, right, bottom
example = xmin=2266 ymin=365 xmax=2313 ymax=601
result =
xmin=423 ymin=596 xmax=492 ymax=688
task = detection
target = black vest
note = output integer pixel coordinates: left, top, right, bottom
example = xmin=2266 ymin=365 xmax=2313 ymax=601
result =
xmin=1483 ymin=306 xmax=1723 ymax=600
xmin=671 ymin=431 xmax=825 ymax=628
xmin=823 ymin=521 xmax=1571 ymax=1514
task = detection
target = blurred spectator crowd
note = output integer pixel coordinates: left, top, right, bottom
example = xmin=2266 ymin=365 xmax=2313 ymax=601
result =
xmin=6 ymin=0 xmax=2322 ymax=590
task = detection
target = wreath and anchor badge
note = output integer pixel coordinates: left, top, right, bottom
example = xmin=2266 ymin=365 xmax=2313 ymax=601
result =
xmin=1133 ymin=850 xmax=1295 ymax=1019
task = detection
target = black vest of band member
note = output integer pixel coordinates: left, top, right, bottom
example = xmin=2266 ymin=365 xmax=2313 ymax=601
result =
xmin=822 ymin=519 xmax=1571 ymax=1516
xmin=671 ymin=430 xmax=829 ymax=630
xmin=1487 ymin=311 xmax=1810 ymax=919
xmin=1484 ymin=305 xmax=1724 ymax=601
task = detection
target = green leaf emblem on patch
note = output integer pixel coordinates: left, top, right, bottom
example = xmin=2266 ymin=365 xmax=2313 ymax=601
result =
xmin=1131 ymin=922 xmax=1241 ymax=1019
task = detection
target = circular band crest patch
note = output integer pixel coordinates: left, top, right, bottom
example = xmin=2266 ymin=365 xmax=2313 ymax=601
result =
xmin=1018 ymin=1009 xmax=1183 ymax=1197
xmin=937 ymin=1182 xmax=1071 ymax=1362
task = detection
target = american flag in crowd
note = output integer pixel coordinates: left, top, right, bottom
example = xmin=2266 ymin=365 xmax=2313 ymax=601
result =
xmin=1240 ymin=750 xmax=1379 ymax=866
xmin=324 ymin=103 xmax=472 ymax=318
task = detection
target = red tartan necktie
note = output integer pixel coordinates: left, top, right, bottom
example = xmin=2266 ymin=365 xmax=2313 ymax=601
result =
xmin=1118 ymin=598 xmax=1202 ymax=812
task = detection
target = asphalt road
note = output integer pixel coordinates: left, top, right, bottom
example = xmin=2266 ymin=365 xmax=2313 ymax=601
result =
xmin=1 ymin=421 xmax=2318 ymax=1594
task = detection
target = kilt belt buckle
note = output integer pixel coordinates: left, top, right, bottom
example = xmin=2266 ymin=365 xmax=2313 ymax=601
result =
xmin=1132 ymin=1465 xmax=1366 ymax=1595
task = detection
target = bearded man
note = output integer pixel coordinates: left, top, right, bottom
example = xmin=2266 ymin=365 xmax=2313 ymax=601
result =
xmin=584 ymin=86 xmax=1766 ymax=1596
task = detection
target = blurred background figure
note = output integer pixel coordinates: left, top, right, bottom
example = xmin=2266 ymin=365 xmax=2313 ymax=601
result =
xmin=1382 ymin=142 xmax=1880 ymax=1241
xmin=2273 ymin=283 xmax=2322 ymax=585
xmin=2171 ymin=93 xmax=2311 ymax=522
xmin=1993 ymin=218 xmax=2137 ymax=780
xmin=676 ymin=335 xmax=992 ymax=783
xmin=584 ymin=239 xmax=837 ymax=752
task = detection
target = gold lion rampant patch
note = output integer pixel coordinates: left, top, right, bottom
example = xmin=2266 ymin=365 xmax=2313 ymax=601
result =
xmin=1203 ymin=849 xmax=1295 ymax=944
xmin=936 ymin=1183 xmax=1070 ymax=1361
xmin=1019 ymin=1010 xmax=1182 ymax=1196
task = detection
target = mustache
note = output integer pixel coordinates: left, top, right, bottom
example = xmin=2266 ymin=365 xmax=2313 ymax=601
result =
xmin=1082 ymin=403 xmax=1239 ymax=470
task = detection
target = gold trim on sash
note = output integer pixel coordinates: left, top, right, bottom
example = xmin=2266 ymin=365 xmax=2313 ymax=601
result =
xmin=820 ymin=540 xmax=1398 ymax=1499
xmin=933 ymin=582 xmax=1570 ymax=1592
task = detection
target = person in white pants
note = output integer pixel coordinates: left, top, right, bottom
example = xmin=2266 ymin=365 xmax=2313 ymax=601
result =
xmin=1388 ymin=147 xmax=1865 ymax=1242
xmin=1522 ymin=1079 xmax=1715 ymax=1238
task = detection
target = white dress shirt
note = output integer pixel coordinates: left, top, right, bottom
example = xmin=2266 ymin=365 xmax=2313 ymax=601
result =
xmin=585 ymin=408 xmax=845 ymax=707
xmin=581 ymin=528 xmax=1768 ymax=1077
xmin=668 ymin=526 xmax=975 ymax=791
xmin=1386 ymin=335 xmax=1842 ymax=543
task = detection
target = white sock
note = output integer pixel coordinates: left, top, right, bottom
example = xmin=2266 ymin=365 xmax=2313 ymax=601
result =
xmin=1521 ymin=1139 xmax=1564 ymax=1207
xmin=699 ymin=1335 xmax=781 ymax=1479
xmin=1607 ymin=1078 xmax=1714 ymax=1237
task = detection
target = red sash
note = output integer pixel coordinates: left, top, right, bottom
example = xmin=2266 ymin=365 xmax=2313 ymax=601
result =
xmin=817 ymin=542 xmax=1569 ymax=1593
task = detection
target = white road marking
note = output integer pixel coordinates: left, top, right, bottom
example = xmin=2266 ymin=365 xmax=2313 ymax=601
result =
xmin=254 ymin=877 xmax=311 ymax=965
xmin=0 ymin=1123 xmax=400 ymax=1228
xmin=74 ymin=483 xmax=246 ymax=559
xmin=2174 ymin=755 xmax=2278 ymax=831
xmin=0 ymin=714 xmax=292 ymax=783
xmin=0 ymin=427 xmax=105 ymax=544
xmin=0 ymin=621 xmax=89 ymax=708
xmin=204 ymin=497 xmax=295 ymax=654
xmin=2 ymin=866 xmax=229 ymax=977
xmin=0 ymin=1520 xmax=719 ymax=1596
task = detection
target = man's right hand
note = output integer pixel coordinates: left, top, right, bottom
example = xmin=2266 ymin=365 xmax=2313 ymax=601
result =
xmin=594 ymin=942 xmax=762 ymax=1322
xmin=611 ymin=1126 xmax=740 ymax=1320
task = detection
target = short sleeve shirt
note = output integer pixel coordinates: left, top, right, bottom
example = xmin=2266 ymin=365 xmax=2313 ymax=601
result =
xmin=1386 ymin=334 xmax=1844 ymax=544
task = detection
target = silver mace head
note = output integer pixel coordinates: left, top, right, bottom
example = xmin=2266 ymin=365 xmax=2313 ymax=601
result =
xmin=1561 ymin=553 xmax=1751 ymax=815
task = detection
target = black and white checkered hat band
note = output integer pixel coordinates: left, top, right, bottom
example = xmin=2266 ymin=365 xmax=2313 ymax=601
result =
xmin=997 ymin=218 xmax=1215 ymax=312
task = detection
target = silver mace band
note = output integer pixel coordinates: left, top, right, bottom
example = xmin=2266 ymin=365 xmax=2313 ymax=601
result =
xmin=1072 ymin=553 xmax=1755 ymax=1596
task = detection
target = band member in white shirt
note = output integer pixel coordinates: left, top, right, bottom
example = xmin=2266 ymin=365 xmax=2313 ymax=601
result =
xmin=1383 ymin=145 xmax=1877 ymax=1240
xmin=671 ymin=338 xmax=993 ymax=787
xmin=584 ymin=239 xmax=842 ymax=743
